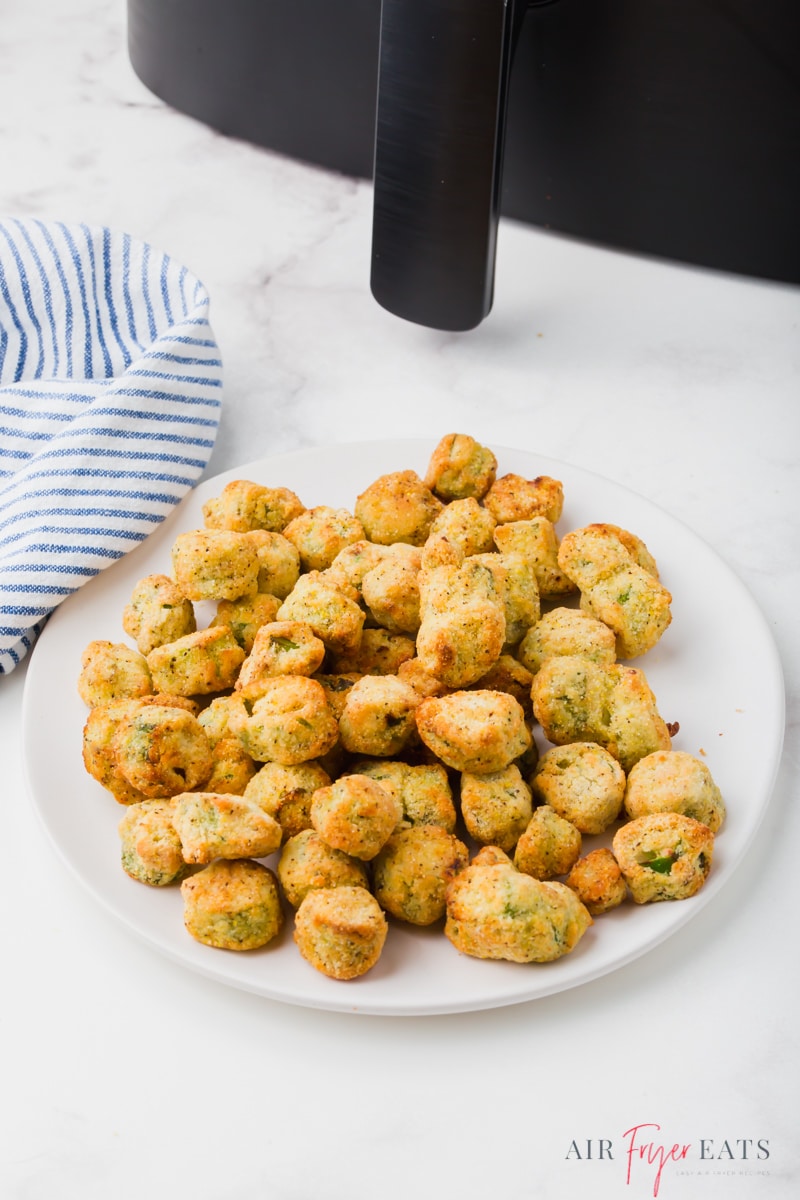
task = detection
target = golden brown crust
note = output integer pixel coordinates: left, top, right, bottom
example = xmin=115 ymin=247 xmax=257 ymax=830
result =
xmin=355 ymin=470 xmax=443 ymax=546
xmin=171 ymin=791 xmax=283 ymax=863
xmin=423 ymin=434 xmax=497 ymax=501
xmin=531 ymin=655 xmax=672 ymax=772
xmin=373 ymin=826 xmax=469 ymax=925
xmin=146 ymin=626 xmax=246 ymax=696
xmin=171 ymin=530 xmax=260 ymax=602
xmin=517 ymin=607 xmax=616 ymax=677
xmin=557 ymin=525 xmax=672 ymax=659
xmin=230 ymin=675 xmax=339 ymax=766
xmin=310 ymin=773 xmax=403 ymax=860
xmin=293 ymin=886 xmax=388 ymax=979
xmin=337 ymin=674 xmax=420 ymax=758
xmin=122 ymin=574 xmax=196 ymax=656
xmin=624 ymin=750 xmax=726 ymax=832
xmin=328 ymin=627 xmax=416 ymax=677
xmin=564 ymin=848 xmax=628 ymax=915
xmin=277 ymin=571 xmax=365 ymax=654
xmin=244 ymin=759 xmax=331 ymax=842
xmin=118 ymin=799 xmax=187 ymax=886
xmin=202 ymin=479 xmax=305 ymax=533
xmin=513 ymin=806 xmax=583 ymax=880
xmin=444 ymin=856 xmax=592 ymax=962
xmin=531 ymin=742 xmax=626 ymax=835
xmin=209 ymin=592 xmax=282 ymax=653
xmin=112 ymin=704 xmax=213 ymax=799
xmin=277 ymin=830 xmax=370 ymax=907
xmin=241 ymin=530 xmax=300 ymax=598
xmin=612 ymin=812 xmax=714 ymax=903
xmin=78 ymin=640 xmax=152 ymax=708
xmin=181 ymin=859 xmax=284 ymax=950
xmin=460 ymin=765 xmax=533 ymax=852
xmin=283 ymin=505 xmax=366 ymax=572
xmin=493 ymin=518 xmax=575 ymax=597
xmin=483 ymin=473 xmax=564 ymax=525
xmin=235 ymin=621 xmax=326 ymax=697
xmin=416 ymin=689 xmax=531 ymax=774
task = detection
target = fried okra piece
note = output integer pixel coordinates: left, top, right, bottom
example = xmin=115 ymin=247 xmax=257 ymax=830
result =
xmin=294 ymin=886 xmax=388 ymax=980
xmin=426 ymin=497 xmax=497 ymax=556
xmin=373 ymin=827 xmax=469 ymax=925
xmin=337 ymin=674 xmax=420 ymax=758
xmin=83 ymin=696 xmax=199 ymax=804
xmin=310 ymin=774 xmax=403 ymax=860
xmin=416 ymin=559 xmax=506 ymax=687
xmin=493 ymin=518 xmax=575 ymax=597
xmin=282 ymin=505 xmax=366 ymax=572
xmin=146 ymin=626 xmax=246 ymax=696
xmin=181 ymin=859 xmax=284 ymax=951
xmin=513 ymin=806 xmax=583 ymax=880
xmin=277 ymin=571 xmax=365 ymax=654
xmin=612 ymin=812 xmax=714 ymax=903
xmin=188 ymin=712 xmax=257 ymax=803
xmin=470 ymin=551 xmax=541 ymax=646
xmin=416 ymin=689 xmax=532 ymax=774
xmin=122 ymin=574 xmax=196 ymax=656
xmin=203 ymin=740 xmax=257 ymax=795
xmin=208 ymin=592 xmax=281 ymax=653
xmin=424 ymin=433 xmax=498 ymax=501
xmin=587 ymin=522 xmax=660 ymax=577
xmin=329 ymin=627 xmax=417 ymax=677
xmin=444 ymin=849 xmax=592 ymax=963
xmin=202 ymin=478 xmax=305 ymax=533
xmin=322 ymin=539 xmax=392 ymax=595
xmin=118 ymin=799 xmax=187 ymax=886
xmin=229 ymin=676 xmax=339 ymax=765
xmin=355 ymin=469 xmax=443 ymax=546
xmin=244 ymin=760 xmax=332 ymax=842
xmin=460 ymin=764 xmax=534 ymax=852
xmin=83 ymin=699 xmax=151 ymax=804
xmin=483 ymin=473 xmax=564 ymax=525
xmin=235 ymin=621 xmax=326 ymax=699
xmin=517 ymin=606 xmax=617 ymax=676
xmin=352 ymin=759 xmax=457 ymax=831
xmin=77 ymin=640 xmax=152 ymax=708
xmin=531 ymin=742 xmax=626 ymax=835
xmin=361 ymin=555 xmax=421 ymax=635
xmin=171 ymin=791 xmax=283 ymax=864
xmin=624 ymin=750 xmax=726 ymax=833
xmin=531 ymin=655 xmax=673 ymax=772
xmin=557 ymin=524 xmax=672 ymax=659
xmin=242 ymin=530 xmax=300 ymax=599
xmin=112 ymin=704 xmax=213 ymax=799
xmin=564 ymin=848 xmax=628 ymax=915
xmin=171 ymin=530 xmax=260 ymax=601
xmin=277 ymin=830 xmax=370 ymax=908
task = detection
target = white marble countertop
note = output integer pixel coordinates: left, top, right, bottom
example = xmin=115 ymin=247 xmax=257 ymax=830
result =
xmin=2 ymin=3 xmax=798 ymax=1197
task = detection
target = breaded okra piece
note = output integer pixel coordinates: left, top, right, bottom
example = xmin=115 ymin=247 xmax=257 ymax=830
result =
xmin=557 ymin=524 xmax=672 ymax=659
xmin=423 ymin=433 xmax=497 ymax=501
xmin=444 ymin=848 xmax=592 ymax=963
xmin=531 ymin=654 xmax=673 ymax=772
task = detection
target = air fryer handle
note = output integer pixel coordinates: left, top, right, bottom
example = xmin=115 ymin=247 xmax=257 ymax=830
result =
xmin=370 ymin=0 xmax=523 ymax=331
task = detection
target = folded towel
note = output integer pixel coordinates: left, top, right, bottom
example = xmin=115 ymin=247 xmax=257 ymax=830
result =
xmin=0 ymin=218 xmax=223 ymax=674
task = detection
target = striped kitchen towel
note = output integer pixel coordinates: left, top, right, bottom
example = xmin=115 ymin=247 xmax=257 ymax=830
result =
xmin=0 ymin=218 xmax=223 ymax=674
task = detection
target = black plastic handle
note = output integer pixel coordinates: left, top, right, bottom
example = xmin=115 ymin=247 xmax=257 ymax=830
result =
xmin=370 ymin=0 xmax=521 ymax=331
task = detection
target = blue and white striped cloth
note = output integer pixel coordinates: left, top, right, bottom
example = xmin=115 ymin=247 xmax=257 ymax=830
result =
xmin=0 ymin=218 xmax=223 ymax=674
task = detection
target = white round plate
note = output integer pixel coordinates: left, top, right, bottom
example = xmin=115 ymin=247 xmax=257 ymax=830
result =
xmin=22 ymin=440 xmax=785 ymax=1015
